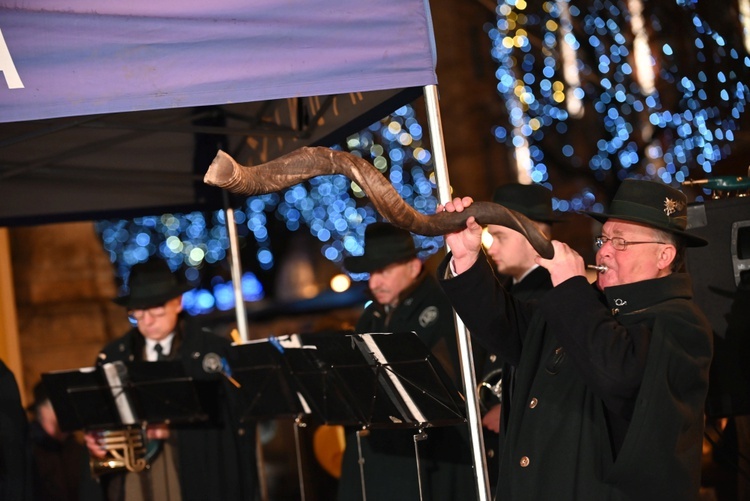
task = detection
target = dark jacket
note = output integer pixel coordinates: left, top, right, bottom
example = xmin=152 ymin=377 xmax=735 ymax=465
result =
xmin=474 ymin=264 xmax=553 ymax=494
xmin=93 ymin=319 xmax=258 ymax=501
xmin=439 ymin=253 xmax=712 ymax=500
xmin=29 ymin=420 xmax=87 ymax=501
xmin=0 ymin=359 xmax=32 ymax=501
xmin=337 ymin=271 xmax=476 ymax=501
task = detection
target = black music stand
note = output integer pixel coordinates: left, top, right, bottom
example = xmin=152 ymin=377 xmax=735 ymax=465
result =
xmin=230 ymin=331 xmax=465 ymax=427
xmin=230 ymin=331 xmax=466 ymax=501
xmin=229 ymin=340 xmax=309 ymax=422
xmin=41 ymin=360 xmax=220 ymax=433
xmin=300 ymin=331 xmax=467 ymax=501
xmin=293 ymin=331 xmax=466 ymax=429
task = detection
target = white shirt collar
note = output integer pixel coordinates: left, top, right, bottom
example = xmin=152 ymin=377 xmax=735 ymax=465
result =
xmin=144 ymin=332 xmax=176 ymax=362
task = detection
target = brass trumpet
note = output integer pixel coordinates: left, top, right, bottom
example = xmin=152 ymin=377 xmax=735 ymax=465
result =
xmin=89 ymin=427 xmax=161 ymax=477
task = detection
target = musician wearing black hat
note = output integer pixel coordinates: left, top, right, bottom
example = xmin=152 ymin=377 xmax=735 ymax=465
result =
xmin=438 ymin=179 xmax=712 ymax=499
xmin=336 ymin=222 xmax=475 ymax=501
xmin=83 ymin=259 xmax=258 ymax=501
xmin=475 ymin=183 xmax=562 ymax=496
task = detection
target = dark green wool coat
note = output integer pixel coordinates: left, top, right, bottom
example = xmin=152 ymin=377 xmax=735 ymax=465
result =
xmin=473 ymin=264 xmax=554 ymax=496
xmin=439 ymin=254 xmax=712 ymax=500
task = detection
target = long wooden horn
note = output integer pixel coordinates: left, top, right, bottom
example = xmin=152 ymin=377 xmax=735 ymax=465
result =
xmin=204 ymin=146 xmax=554 ymax=259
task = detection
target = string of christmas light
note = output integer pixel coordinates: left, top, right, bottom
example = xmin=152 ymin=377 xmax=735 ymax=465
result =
xmin=489 ymin=0 xmax=750 ymax=208
xmin=95 ymin=104 xmax=442 ymax=314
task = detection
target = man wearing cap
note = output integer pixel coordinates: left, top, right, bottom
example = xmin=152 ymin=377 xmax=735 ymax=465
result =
xmin=438 ymin=179 xmax=712 ymax=499
xmin=337 ymin=222 xmax=475 ymax=501
xmin=83 ymin=259 xmax=258 ymax=501
xmin=475 ymin=183 xmax=561 ymax=495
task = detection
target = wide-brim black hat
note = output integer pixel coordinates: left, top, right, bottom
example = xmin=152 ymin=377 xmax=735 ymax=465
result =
xmin=343 ymin=222 xmax=420 ymax=274
xmin=582 ymin=179 xmax=708 ymax=247
xmin=113 ymin=260 xmax=193 ymax=309
xmin=492 ymin=183 xmax=563 ymax=224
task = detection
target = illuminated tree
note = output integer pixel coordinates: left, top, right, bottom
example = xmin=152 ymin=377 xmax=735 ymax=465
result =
xmin=95 ymin=104 xmax=442 ymax=312
xmin=488 ymin=0 xmax=750 ymax=207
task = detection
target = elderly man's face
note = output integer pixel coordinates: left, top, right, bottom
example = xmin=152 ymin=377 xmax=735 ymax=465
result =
xmin=595 ymin=219 xmax=674 ymax=290
xmin=129 ymin=296 xmax=183 ymax=341
xmin=368 ymin=257 xmax=421 ymax=308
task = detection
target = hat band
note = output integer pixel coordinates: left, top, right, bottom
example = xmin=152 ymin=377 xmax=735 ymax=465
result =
xmin=609 ymin=200 xmax=687 ymax=231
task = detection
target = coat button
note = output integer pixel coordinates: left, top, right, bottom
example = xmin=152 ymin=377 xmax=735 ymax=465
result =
xmin=489 ymin=354 xmax=497 ymax=363
xmin=529 ymin=397 xmax=538 ymax=409
xmin=520 ymin=456 xmax=530 ymax=467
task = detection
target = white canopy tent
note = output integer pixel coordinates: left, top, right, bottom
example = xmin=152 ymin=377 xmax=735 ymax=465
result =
xmin=0 ymin=0 xmax=490 ymax=498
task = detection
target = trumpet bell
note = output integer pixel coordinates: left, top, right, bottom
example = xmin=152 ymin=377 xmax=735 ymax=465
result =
xmin=89 ymin=428 xmax=159 ymax=477
xmin=477 ymin=368 xmax=503 ymax=413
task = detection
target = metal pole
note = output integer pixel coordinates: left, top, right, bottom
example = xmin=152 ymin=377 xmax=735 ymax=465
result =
xmin=223 ymin=193 xmax=250 ymax=343
xmin=423 ymin=84 xmax=491 ymax=501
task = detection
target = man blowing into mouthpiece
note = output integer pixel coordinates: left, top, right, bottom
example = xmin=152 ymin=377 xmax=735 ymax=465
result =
xmin=437 ymin=179 xmax=713 ymax=500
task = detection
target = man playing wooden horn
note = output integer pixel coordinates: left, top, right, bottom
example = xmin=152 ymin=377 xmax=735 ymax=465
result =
xmin=438 ymin=180 xmax=712 ymax=500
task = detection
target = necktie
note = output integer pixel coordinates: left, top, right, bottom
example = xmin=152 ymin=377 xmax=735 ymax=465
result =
xmin=154 ymin=343 xmax=167 ymax=361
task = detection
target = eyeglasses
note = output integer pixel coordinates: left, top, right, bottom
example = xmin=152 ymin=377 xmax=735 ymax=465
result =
xmin=128 ymin=305 xmax=167 ymax=321
xmin=595 ymin=236 xmax=666 ymax=251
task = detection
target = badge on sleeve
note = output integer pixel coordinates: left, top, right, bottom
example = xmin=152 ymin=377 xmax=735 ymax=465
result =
xmin=419 ymin=306 xmax=439 ymax=327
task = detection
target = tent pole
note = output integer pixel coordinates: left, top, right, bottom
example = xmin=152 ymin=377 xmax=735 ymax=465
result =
xmin=422 ymin=84 xmax=491 ymax=501
xmin=223 ymin=193 xmax=249 ymax=344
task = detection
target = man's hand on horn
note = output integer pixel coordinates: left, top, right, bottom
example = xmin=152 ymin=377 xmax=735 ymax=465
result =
xmin=438 ymin=197 xmax=483 ymax=275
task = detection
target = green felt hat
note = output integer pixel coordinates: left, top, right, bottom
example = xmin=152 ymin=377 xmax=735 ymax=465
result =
xmin=343 ymin=222 xmax=420 ymax=273
xmin=113 ymin=260 xmax=192 ymax=309
xmin=583 ymin=179 xmax=707 ymax=247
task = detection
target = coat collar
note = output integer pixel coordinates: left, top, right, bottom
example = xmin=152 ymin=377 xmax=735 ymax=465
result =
xmin=603 ymin=273 xmax=693 ymax=316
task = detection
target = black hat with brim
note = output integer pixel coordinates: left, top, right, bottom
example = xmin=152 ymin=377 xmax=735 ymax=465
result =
xmin=113 ymin=260 xmax=193 ymax=309
xmin=582 ymin=179 xmax=708 ymax=247
xmin=492 ymin=183 xmax=563 ymax=224
xmin=343 ymin=222 xmax=420 ymax=274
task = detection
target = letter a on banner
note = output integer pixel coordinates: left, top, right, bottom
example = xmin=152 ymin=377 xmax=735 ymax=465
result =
xmin=0 ymin=29 xmax=24 ymax=89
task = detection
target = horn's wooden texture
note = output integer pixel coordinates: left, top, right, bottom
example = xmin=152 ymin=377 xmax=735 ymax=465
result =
xmin=204 ymin=147 xmax=554 ymax=259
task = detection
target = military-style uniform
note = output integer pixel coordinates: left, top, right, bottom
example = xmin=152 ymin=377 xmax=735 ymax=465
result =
xmin=91 ymin=320 xmax=258 ymax=501
xmin=440 ymin=254 xmax=712 ymax=500
xmin=337 ymin=271 xmax=476 ymax=501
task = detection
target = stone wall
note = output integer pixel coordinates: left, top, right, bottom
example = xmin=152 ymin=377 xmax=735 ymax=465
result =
xmin=9 ymin=222 xmax=129 ymax=399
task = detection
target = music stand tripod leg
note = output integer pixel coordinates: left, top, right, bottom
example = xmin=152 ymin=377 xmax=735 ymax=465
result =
xmin=356 ymin=428 xmax=370 ymax=501
xmin=293 ymin=415 xmax=307 ymax=501
xmin=413 ymin=429 xmax=428 ymax=501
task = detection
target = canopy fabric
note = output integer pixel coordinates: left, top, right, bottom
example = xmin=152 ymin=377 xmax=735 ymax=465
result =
xmin=0 ymin=0 xmax=437 ymax=225
xmin=0 ymin=0 xmax=437 ymax=123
